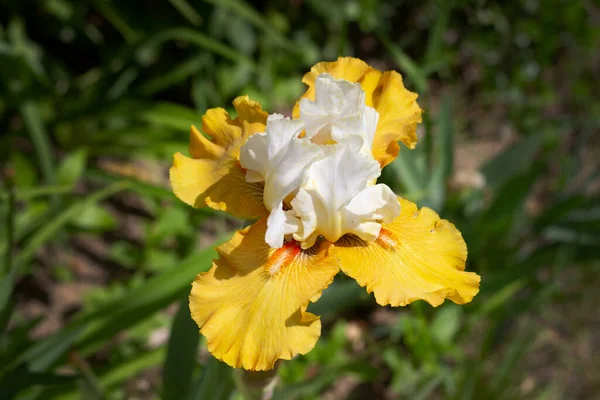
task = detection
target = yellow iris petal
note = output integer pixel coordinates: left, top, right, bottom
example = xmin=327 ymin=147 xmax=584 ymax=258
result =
xmin=334 ymin=197 xmax=480 ymax=307
xmin=170 ymin=96 xmax=268 ymax=219
xmin=293 ymin=57 xmax=423 ymax=168
xmin=189 ymin=219 xmax=340 ymax=371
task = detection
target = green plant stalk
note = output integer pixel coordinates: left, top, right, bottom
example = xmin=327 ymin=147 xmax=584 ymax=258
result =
xmin=90 ymin=0 xmax=139 ymax=43
xmin=142 ymin=28 xmax=257 ymax=70
xmin=69 ymin=351 xmax=105 ymax=399
xmin=2 ymin=175 xmax=15 ymax=276
xmin=0 ymin=185 xmax=75 ymax=201
xmin=169 ymin=0 xmax=203 ymax=26
xmin=20 ymin=101 xmax=55 ymax=188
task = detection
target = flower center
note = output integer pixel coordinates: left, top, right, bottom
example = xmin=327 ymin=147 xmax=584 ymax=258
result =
xmin=239 ymin=74 xmax=399 ymax=249
xmin=265 ymin=241 xmax=301 ymax=275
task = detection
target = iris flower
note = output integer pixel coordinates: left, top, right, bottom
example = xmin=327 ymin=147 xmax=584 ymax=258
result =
xmin=170 ymin=57 xmax=481 ymax=371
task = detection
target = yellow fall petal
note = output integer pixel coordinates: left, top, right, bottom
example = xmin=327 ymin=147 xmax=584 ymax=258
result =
xmin=170 ymin=96 xmax=269 ymax=219
xmin=293 ymin=57 xmax=423 ymax=168
xmin=334 ymin=197 xmax=480 ymax=307
xmin=189 ymin=220 xmax=340 ymax=371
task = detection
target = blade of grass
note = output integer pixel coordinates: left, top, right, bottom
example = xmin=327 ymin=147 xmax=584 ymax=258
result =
xmin=137 ymin=102 xmax=200 ymax=131
xmin=308 ymin=279 xmax=369 ymax=321
xmin=489 ymin=328 xmax=536 ymax=394
xmin=69 ymin=352 xmax=104 ymax=400
xmin=189 ymin=356 xmax=235 ymax=400
xmin=202 ymin=0 xmax=294 ymax=50
xmin=0 ymin=202 xmax=51 ymax=259
xmin=21 ymin=101 xmax=55 ymax=188
xmin=49 ymin=348 xmax=166 ymax=400
xmin=0 ymin=185 xmax=76 ymax=201
xmin=426 ymin=95 xmax=453 ymax=211
xmin=481 ymin=133 xmax=545 ymax=191
xmin=141 ymin=27 xmax=257 ymax=70
xmin=90 ymin=0 xmax=139 ymax=43
xmin=140 ymin=53 xmax=206 ymax=95
xmin=13 ymin=243 xmax=220 ymax=372
xmin=106 ymin=67 xmax=139 ymax=99
xmin=388 ymin=145 xmax=427 ymax=197
xmin=75 ymin=247 xmax=219 ymax=355
xmin=12 ymin=181 xmax=130 ymax=270
xmin=2 ymin=169 xmax=15 ymax=276
xmin=378 ymin=34 xmax=427 ymax=94
xmin=162 ymin=297 xmax=199 ymax=400
xmin=424 ymin=0 xmax=452 ymax=70
xmin=56 ymin=148 xmax=88 ymax=186
xmin=169 ymin=0 xmax=203 ymax=26
xmin=0 ymin=181 xmax=130 ymax=330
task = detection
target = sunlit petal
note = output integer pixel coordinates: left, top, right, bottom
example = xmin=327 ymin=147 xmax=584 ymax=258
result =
xmin=299 ymin=73 xmax=377 ymax=154
xmin=190 ymin=220 xmax=340 ymax=370
xmin=335 ymin=197 xmax=480 ymax=307
xmin=290 ymin=145 xmax=400 ymax=246
xmin=294 ymin=57 xmax=423 ymax=167
xmin=170 ymin=96 xmax=268 ymax=219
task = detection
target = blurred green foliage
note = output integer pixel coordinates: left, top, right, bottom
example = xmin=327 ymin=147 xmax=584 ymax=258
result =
xmin=1 ymin=0 xmax=599 ymax=399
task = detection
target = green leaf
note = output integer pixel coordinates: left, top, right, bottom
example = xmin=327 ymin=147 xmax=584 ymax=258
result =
xmin=307 ymin=278 xmax=369 ymax=320
xmin=426 ymin=96 xmax=453 ymax=211
xmin=0 ymin=365 xmax=75 ymax=398
xmin=140 ymin=27 xmax=256 ymax=69
xmin=424 ymin=0 xmax=453 ymax=71
xmin=189 ymin=356 xmax=235 ymax=400
xmin=10 ymin=153 xmax=37 ymax=188
xmin=56 ymin=149 xmax=88 ymax=186
xmin=21 ymin=101 xmax=54 ymax=187
xmin=226 ymin=17 xmax=257 ymax=54
xmin=70 ymin=203 xmax=117 ymax=232
xmin=47 ymin=348 xmax=166 ymax=400
xmin=150 ymin=207 xmax=194 ymax=243
xmin=137 ymin=102 xmax=200 ymax=131
xmin=0 ymin=295 xmax=14 ymax=333
xmin=387 ymin=143 xmax=427 ymax=198
xmin=13 ymin=182 xmax=129 ymax=271
xmin=481 ymin=133 xmax=545 ymax=191
xmin=489 ymin=327 xmax=536 ymax=393
xmin=430 ymin=305 xmax=462 ymax=345
xmin=169 ymin=0 xmax=203 ymax=26
xmin=90 ymin=0 xmax=140 ymax=43
xmin=163 ymin=297 xmax=200 ymax=400
xmin=77 ymin=248 xmax=218 ymax=355
xmin=482 ymin=165 xmax=544 ymax=236
xmin=202 ymin=0 xmax=294 ymax=50
xmin=379 ymin=34 xmax=427 ymax=94
xmin=140 ymin=54 xmax=207 ymax=95
xmin=12 ymin=243 xmax=220 ymax=373
xmin=533 ymin=195 xmax=587 ymax=232
xmin=0 ymin=271 xmax=17 ymax=331
xmin=0 ymin=183 xmax=128 ymax=326
xmin=0 ymin=185 xmax=75 ymax=201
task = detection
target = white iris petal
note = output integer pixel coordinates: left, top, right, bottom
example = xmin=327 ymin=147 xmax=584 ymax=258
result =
xmin=299 ymin=73 xmax=379 ymax=153
xmin=239 ymin=114 xmax=322 ymax=248
xmin=290 ymin=145 xmax=400 ymax=248
xmin=240 ymin=76 xmax=396 ymax=250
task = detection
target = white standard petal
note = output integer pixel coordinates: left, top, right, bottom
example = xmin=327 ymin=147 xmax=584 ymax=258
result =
xmin=265 ymin=201 xmax=302 ymax=248
xmin=343 ymin=184 xmax=400 ymax=241
xmin=262 ymin=138 xmax=322 ymax=210
xmin=299 ymin=73 xmax=379 ymax=153
xmin=240 ymin=114 xmax=323 ymax=248
xmin=240 ymin=114 xmax=322 ymax=210
xmin=290 ymin=144 xmax=400 ymax=246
